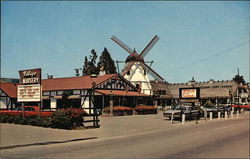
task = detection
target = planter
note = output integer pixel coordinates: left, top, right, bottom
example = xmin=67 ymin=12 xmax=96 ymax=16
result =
xmin=113 ymin=111 xmax=124 ymax=116
xmin=134 ymin=106 xmax=158 ymax=115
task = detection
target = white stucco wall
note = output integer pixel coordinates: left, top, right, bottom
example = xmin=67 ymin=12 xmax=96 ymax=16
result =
xmin=50 ymin=98 xmax=57 ymax=109
xmin=81 ymin=97 xmax=94 ymax=114
xmin=124 ymin=62 xmax=152 ymax=95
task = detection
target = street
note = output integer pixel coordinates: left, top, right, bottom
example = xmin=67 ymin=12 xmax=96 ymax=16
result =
xmin=1 ymin=112 xmax=249 ymax=159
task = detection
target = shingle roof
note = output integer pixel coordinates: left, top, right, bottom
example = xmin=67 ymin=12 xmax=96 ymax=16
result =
xmin=96 ymin=90 xmax=149 ymax=97
xmin=42 ymin=74 xmax=117 ymax=91
xmin=150 ymin=81 xmax=173 ymax=99
xmin=0 ymin=82 xmax=18 ymax=98
xmin=167 ymin=80 xmax=239 ymax=99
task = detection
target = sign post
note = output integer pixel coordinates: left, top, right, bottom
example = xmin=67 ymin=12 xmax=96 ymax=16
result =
xmin=18 ymin=68 xmax=42 ymax=118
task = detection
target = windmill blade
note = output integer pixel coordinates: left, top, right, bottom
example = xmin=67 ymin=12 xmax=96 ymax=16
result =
xmin=120 ymin=61 xmax=135 ymax=76
xmin=111 ymin=36 xmax=133 ymax=54
xmin=141 ymin=63 xmax=164 ymax=82
xmin=140 ymin=35 xmax=160 ymax=58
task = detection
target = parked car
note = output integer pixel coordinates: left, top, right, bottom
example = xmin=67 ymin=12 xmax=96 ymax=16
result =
xmin=0 ymin=106 xmax=53 ymax=117
xmin=217 ymin=105 xmax=231 ymax=116
xmin=229 ymin=104 xmax=250 ymax=111
xmin=201 ymin=105 xmax=220 ymax=118
xmin=163 ymin=106 xmax=200 ymax=120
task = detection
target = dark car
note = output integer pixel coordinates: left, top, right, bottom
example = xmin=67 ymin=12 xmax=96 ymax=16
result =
xmin=202 ymin=105 xmax=220 ymax=118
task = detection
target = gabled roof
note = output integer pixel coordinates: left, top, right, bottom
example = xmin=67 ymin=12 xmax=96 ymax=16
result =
xmin=42 ymin=74 xmax=117 ymax=91
xmin=0 ymin=82 xmax=18 ymax=98
xmin=96 ymin=90 xmax=149 ymax=97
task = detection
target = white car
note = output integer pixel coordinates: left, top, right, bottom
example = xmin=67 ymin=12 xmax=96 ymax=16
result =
xmin=163 ymin=106 xmax=200 ymax=120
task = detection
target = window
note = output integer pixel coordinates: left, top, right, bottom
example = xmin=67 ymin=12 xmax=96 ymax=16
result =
xmin=136 ymin=84 xmax=140 ymax=89
xmin=127 ymin=71 xmax=130 ymax=75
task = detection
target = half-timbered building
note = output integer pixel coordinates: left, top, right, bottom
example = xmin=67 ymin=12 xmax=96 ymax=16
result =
xmin=0 ymin=74 xmax=150 ymax=113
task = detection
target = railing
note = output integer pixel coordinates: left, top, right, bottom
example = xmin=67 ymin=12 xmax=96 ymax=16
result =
xmin=83 ymin=113 xmax=100 ymax=128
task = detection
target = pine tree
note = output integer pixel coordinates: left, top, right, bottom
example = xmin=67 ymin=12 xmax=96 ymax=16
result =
xmin=82 ymin=49 xmax=99 ymax=75
xmin=97 ymin=48 xmax=117 ymax=74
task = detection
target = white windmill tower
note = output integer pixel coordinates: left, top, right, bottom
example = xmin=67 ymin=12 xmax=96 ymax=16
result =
xmin=111 ymin=35 xmax=164 ymax=95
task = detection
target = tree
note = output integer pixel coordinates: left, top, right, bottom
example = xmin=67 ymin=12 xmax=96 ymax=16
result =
xmin=97 ymin=48 xmax=117 ymax=74
xmin=233 ymin=75 xmax=245 ymax=84
xmin=82 ymin=49 xmax=99 ymax=75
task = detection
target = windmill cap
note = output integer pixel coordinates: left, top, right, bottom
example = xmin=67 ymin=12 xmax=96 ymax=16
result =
xmin=125 ymin=52 xmax=144 ymax=63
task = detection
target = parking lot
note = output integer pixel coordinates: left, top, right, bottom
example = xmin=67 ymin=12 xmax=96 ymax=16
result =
xmin=1 ymin=110 xmax=249 ymax=148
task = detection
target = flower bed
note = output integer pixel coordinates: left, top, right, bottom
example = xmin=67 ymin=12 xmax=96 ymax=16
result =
xmin=134 ymin=106 xmax=157 ymax=115
xmin=103 ymin=106 xmax=133 ymax=116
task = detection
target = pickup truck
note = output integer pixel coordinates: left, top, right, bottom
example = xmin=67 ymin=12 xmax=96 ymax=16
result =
xmin=163 ymin=106 xmax=200 ymax=120
xmin=0 ymin=106 xmax=53 ymax=117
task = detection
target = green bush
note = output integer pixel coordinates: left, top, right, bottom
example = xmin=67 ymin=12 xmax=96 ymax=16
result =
xmin=0 ymin=114 xmax=16 ymax=123
xmin=1 ymin=108 xmax=87 ymax=130
xmin=51 ymin=108 xmax=87 ymax=129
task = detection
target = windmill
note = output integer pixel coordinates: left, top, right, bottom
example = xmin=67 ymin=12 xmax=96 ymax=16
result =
xmin=111 ymin=35 xmax=164 ymax=95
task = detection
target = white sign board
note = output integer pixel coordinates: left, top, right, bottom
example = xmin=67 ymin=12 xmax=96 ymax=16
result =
xmin=18 ymin=84 xmax=41 ymax=102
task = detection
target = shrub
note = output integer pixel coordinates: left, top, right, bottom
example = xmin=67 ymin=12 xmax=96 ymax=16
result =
xmin=0 ymin=114 xmax=16 ymax=123
xmin=51 ymin=108 xmax=87 ymax=129
xmin=134 ymin=106 xmax=157 ymax=115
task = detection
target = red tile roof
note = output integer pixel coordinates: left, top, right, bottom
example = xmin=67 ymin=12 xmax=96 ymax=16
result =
xmin=0 ymin=82 xmax=18 ymax=98
xmin=42 ymin=74 xmax=117 ymax=91
xmin=96 ymin=90 xmax=149 ymax=97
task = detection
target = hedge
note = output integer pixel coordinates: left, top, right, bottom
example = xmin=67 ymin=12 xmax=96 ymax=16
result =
xmin=0 ymin=108 xmax=87 ymax=130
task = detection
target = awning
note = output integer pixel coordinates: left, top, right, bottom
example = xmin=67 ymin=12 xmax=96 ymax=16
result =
xmin=42 ymin=96 xmax=49 ymax=100
xmin=53 ymin=96 xmax=62 ymax=99
xmin=68 ymin=95 xmax=81 ymax=99
xmin=95 ymin=90 xmax=149 ymax=97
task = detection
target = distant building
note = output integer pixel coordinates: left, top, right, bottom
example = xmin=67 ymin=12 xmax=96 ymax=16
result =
xmin=151 ymin=76 xmax=249 ymax=106
xmin=0 ymin=78 xmax=19 ymax=83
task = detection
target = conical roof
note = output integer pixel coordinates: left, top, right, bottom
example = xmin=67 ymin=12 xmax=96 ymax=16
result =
xmin=125 ymin=50 xmax=144 ymax=63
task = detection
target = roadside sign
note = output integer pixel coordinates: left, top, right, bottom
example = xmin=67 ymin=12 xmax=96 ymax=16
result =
xmin=17 ymin=84 xmax=41 ymax=102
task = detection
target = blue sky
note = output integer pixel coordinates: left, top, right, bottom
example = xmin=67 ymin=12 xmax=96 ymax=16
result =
xmin=1 ymin=1 xmax=249 ymax=83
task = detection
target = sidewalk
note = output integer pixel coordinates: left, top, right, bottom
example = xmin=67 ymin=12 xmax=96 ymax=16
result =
xmin=1 ymin=111 xmax=249 ymax=149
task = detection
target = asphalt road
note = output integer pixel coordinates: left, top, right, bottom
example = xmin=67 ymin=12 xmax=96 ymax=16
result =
xmin=1 ymin=113 xmax=249 ymax=159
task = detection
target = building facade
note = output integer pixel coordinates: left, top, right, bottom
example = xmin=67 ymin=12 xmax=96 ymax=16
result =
xmin=0 ymin=74 xmax=150 ymax=113
xmin=151 ymin=78 xmax=249 ymax=107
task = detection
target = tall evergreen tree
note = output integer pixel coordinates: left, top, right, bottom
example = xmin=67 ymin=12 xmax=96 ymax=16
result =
xmin=82 ymin=49 xmax=99 ymax=75
xmin=97 ymin=48 xmax=117 ymax=74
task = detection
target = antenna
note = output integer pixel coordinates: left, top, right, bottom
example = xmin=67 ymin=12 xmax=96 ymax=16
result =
xmin=47 ymin=73 xmax=53 ymax=79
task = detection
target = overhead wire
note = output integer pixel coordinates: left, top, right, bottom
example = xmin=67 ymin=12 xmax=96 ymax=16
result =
xmin=166 ymin=40 xmax=249 ymax=72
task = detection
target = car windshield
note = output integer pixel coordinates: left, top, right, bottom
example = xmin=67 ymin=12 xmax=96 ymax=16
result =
xmin=173 ymin=107 xmax=186 ymax=111
xmin=15 ymin=107 xmax=23 ymax=111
